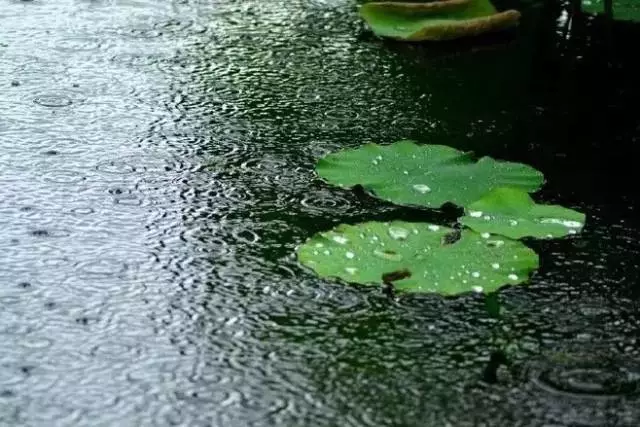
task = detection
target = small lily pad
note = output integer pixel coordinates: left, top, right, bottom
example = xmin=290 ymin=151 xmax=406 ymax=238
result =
xmin=359 ymin=0 xmax=521 ymax=41
xmin=316 ymin=140 xmax=544 ymax=209
xmin=297 ymin=221 xmax=538 ymax=295
xmin=460 ymin=188 xmax=586 ymax=239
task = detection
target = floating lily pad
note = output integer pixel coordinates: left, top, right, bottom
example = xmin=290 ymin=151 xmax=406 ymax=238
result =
xmin=297 ymin=221 xmax=538 ymax=294
xmin=582 ymin=0 xmax=640 ymax=22
xmin=460 ymin=188 xmax=586 ymax=239
xmin=359 ymin=0 xmax=521 ymax=41
xmin=316 ymin=140 xmax=544 ymax=209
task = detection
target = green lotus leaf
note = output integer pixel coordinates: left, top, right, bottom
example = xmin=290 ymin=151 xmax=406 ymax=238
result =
xmin=359 ymin=0 xmax=521 ymax=41
xmin=297 ymin=221 xmax=539 ymax=295
xmin=460 ymin=188 xmax=586 ymax=239
xmin=316 ymin=140 xmax=544 ymax=209
xmin=582 ymin=0 xmax=640 ymax=22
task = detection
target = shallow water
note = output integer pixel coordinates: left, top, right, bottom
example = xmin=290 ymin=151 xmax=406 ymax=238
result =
xmin=1 ymin=0 xmax=639 ymax=426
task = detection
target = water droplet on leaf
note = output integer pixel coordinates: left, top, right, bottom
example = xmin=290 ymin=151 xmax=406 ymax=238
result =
xmin=332 ymin=235 xmax=348 ymax=244
xmin=540 ymin=218 xmax=582 ymax=228
xmin=373 ymin=249 xmax=403 ymax=261
xmin=412 ymin=184 xmax=431 ymax=194
xmin=388 ymin=227 xmax=409 ymax=240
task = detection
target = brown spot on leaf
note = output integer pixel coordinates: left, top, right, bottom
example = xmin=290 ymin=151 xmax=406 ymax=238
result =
xmin=441 ymin=230 xmax=461 ymax=245
xmin=382 ymin=269 xmax=412 ymax=283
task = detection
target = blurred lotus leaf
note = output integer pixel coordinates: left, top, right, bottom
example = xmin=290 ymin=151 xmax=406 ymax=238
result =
xmin=582 ymin=0 xmax=640 ymax=22
xmin=359 ymin=0 xmax=521 ymax=41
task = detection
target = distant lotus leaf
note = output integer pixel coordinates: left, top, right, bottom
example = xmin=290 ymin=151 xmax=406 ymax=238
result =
xmin=359 ymin=0 xmax=521 ymax=41
xmin=297 ymin=221 xmax=539 ymax=294
xmin=460 ymin=188 xmax=586 ymax=239
xmin=316 ymin=140 xmax=544 ymax=209
xmin=582 ymin=0 xmax=640 ymax=22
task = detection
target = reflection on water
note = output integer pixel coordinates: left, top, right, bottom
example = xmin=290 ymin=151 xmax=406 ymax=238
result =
xmin=1 ymin=0 xmax=639 ymax=425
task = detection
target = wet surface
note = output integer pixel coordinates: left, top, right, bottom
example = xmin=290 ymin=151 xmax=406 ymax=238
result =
xmin=1 ymin=0 xmax=640 ymax=426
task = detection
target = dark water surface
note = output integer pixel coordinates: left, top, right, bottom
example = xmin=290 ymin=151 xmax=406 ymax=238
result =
xmin=1 ymin=0 xmax=639 ymax=426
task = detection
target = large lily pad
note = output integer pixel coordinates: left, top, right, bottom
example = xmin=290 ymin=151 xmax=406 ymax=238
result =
xmin=582 ymin=0 xmax=640 ymax=22
xmin=460 ymin=188 xmax=586 ymax=239
xmin=359 ymin=0 xmax=521 ymax=41
xmin=297 ymin=221 xmax=538 ymax=294
xmin=316 ymin=140 xmax=544 ymax=209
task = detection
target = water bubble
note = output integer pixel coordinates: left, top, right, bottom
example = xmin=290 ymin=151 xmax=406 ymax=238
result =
xmin=428 ymin=225 xmax=440 ymax=232
xmin=469 ymin=211 xmax=483 ymax=218
xmin=323 ymin=250 xmax=330 ymax=255
xmin=315 ymin=243 xmax=324 ymax=248
xmin=388 ymin=227 xmax=409 ymax=240
xmin=345 ymin=267 xmax=357 ymax=275
xmin=491 ymin=263 xmax=500 ymax=269
xmin=481 ymin=232 xmax=490 ymax=239
xmin=34 ymin=93 xmax=73 ymax=108
xmin=483 ymin=215 xmax=491 ymax=220
xmin=508 ymin=274 xmax=519 ymax=281
xmin=95 ymin=158 xmax=137 ymax=175
xmin=412 ymin=184 xmax=431 ymax=194
xmin=472 ymin=272 xmax=480 ymax=278
xmin=509 ymin=219 xmax=519 ymax=226
xmin=472 ymin=286 xmax=483 ymax=293
xmin=345 ymin=251 xmax=355 ymax=259
xmin=487 ymin=240 xmax=505 ymax=248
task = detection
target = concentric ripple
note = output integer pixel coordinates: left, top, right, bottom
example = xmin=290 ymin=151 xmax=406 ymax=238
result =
xmin=521 ymin=346 xmax=640 ymax=401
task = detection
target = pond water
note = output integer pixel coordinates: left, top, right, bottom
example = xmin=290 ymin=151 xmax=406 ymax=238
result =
xmin=1 ymin=0 xmax=639 ymax=425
